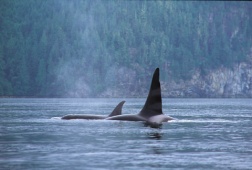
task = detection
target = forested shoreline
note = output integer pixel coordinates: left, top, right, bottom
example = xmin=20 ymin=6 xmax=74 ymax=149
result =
xmin=0 ymin=1 xmax=251 ymax=97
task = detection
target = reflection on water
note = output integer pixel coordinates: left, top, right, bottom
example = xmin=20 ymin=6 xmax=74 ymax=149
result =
xmin=147 ymin=132 xmax=162 ymax=140
xmin=150 ymin=145 xmax=164 ymax=155
xmin=0 ymin=98 xmax=252 ymax=170
xmin=143 ymin=121 xmax=163 ymax=129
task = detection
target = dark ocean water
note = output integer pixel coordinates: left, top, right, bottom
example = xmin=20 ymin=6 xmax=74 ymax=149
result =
xmin=0 ymin=98 xmax=251 ymax=170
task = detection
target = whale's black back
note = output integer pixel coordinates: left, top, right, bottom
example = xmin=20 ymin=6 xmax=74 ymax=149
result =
xmin=139 ymin=68 xmax=163 ymax=118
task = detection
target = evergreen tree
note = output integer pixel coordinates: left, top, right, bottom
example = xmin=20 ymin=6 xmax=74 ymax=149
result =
xmin=0 ymin=0 xmax=251 ymax=97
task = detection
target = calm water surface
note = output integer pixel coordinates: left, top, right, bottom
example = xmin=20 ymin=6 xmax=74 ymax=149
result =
xmin=0 ymin=98 xmax=251 ymax=170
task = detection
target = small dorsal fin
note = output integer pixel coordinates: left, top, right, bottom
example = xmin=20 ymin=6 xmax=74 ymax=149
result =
xmin=108 ymin=101 xmax=125 ymax=117
xmin=139 ymin=68 xmax=163 ymax=118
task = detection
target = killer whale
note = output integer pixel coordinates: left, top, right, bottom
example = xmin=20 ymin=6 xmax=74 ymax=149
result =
xmin=106 ymin=68 xmax=173 ymax=124
xmin=61 ymin=101 xmax=125 ymax=120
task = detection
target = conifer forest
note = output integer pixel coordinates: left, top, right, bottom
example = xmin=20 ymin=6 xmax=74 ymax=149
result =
xmin=0 ymin=1 xmax=251 ymax=97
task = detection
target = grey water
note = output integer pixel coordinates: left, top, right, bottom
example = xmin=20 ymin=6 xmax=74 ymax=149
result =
xmin=0 ymin=98 xmax=251 ymax=170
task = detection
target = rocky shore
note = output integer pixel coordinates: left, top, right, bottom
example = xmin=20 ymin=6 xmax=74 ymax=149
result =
xmin=162 ymin=62 xmax=252 ymax=98
xmin=100 ymin=62 xmax=252 ymax=98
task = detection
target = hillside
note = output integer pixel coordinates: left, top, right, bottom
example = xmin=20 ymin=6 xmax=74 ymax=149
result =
xmin=0 ymin=1 xmax=251 ymax=97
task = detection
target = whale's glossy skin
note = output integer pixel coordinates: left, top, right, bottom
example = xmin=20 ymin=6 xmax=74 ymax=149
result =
xmin=61 ymin=101 xmax=125 ymax=120
xmin=106 ymin=68 xmax=174 ymax=125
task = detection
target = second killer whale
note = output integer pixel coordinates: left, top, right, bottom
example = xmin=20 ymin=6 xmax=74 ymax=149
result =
xmin=61 ymin=101 xmax=125 ymax=120
xmin=106 ymin=68 xmax=173 ymax=124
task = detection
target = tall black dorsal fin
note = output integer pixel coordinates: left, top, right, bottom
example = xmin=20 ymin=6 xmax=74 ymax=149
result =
xmin=108 ymin=101 xmax=125 ymax=117
xmin=139 ymin=68 xmax=163 ymax=118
